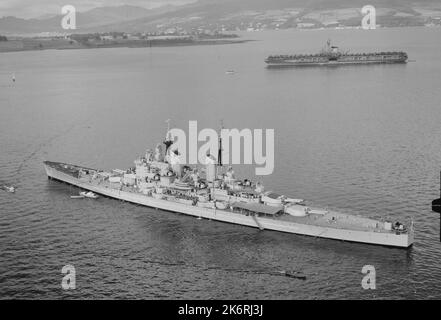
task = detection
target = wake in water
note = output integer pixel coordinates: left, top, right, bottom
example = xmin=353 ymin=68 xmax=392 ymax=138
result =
xmin=142 ymin=258 xmax=307 ymax=280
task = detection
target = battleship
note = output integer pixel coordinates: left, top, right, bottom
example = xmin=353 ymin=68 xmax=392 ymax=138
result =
xmin=265 ymin=40 xmax=408 ymax=67
xmin=44 ymin=123 xmax=414 ymax=248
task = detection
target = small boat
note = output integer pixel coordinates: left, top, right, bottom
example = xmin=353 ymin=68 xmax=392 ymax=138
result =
xmin=70 ymin=195 xmax=85 ymax=199
xmin=277 ymin=270 xmax=306 ymax=280
xmin=225 ymin=70 xmax=236 ymax=75
xmin=2 ymin=185 xmax=16 ymax=193
xmin=79 ymin=191 xmax=99 ymax=199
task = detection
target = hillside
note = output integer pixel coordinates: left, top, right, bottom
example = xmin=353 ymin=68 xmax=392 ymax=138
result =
xmin=1 ymin=0 xmax=441 ymax=35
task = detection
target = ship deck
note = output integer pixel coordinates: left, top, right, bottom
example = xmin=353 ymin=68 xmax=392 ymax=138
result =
xmin=279 ymin=212 xmax=392 ymax=233
xmin=77 ymin=171 xmax=394 ymax=234
xmin=45 ymin=161 xmax=409 ymax=236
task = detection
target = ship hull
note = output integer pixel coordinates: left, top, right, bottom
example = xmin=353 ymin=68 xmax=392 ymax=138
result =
xmin=44 ymin=162 xmax=413 ymax=248
xmin=265 ymin=59 xmax=407 ymax=67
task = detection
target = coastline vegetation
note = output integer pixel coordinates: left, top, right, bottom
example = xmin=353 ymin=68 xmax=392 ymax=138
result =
xmin=0 ymin=32 xmax=243 ymax=53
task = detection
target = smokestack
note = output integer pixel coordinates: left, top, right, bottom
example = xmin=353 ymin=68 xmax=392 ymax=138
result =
xmin=205 ymin=153 xmax=216 ymax=182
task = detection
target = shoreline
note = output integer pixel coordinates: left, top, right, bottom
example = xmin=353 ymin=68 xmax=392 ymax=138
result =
xmin=0 ymin=38 xmax=251 ymax=53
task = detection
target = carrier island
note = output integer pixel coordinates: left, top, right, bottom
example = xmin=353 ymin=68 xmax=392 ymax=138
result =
xmin=44 ymin=123 xmax=414 ymax=248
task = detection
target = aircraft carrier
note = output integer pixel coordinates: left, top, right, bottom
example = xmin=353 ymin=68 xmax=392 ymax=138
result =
xmin=265 ymin=40 xmax=408 ymax=67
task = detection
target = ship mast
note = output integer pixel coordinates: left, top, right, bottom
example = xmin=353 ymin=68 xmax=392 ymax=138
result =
xmin=163 ymin=119 xmax=173 ymax=154
xmin=212 ymin=120 xmax=223 ymax=193
xmin=218 ymin=120 xmax=223 ymax=167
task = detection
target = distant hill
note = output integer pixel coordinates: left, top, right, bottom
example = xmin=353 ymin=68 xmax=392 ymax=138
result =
xmin=1 ymin=0 xmax=441 ymax=35
xmin=0 ymin=4 xmax=178 ymax=35
xmin=91 ymin=0 xmax=441 ymax=32
xmin=192 ymin=0 xmax=440 ymax=11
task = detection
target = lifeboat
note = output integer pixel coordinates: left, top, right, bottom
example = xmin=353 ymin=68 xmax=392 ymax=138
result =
xmin=79 ymin=191 xmax=99 ymax=199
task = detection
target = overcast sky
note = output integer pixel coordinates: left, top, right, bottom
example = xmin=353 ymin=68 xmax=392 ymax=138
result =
xmin=0 ymin=0 xmax=197 ymax=19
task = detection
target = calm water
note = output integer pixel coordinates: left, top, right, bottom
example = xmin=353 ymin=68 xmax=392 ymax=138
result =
xmin=1 ymin=27 xmax=441 ymax=299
